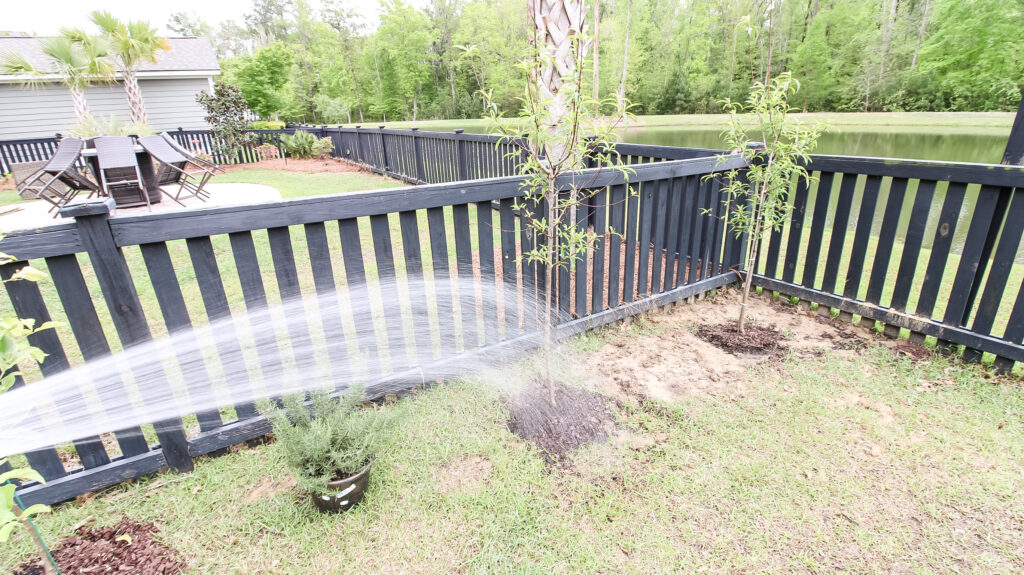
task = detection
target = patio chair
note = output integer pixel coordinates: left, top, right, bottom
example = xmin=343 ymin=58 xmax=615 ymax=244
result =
xmin=160 ymin=132 xmax=224 ymax=175
xmin=93 ymin=136 xmax=151 ymax=211
xmin=16 ymin=138 xmax=99 ymax=215
xmin=138 ymin=135 xmax=216 ymax=204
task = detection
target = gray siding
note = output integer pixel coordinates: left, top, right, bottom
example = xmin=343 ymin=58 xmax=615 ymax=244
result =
xmin=0 ymin=77 xmax=212 ymax=140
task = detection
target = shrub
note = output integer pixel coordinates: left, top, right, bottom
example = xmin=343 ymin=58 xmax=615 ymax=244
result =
xmin=196 ymin=81 xmax=255 ymax=159
xmin=248 ymin=120 xmax=286 ymax=130
xmin=280 ymin=130 xmax=334 ymax=160
xmin=255 ymin=143 xmax=280 ymax=161
xmin=66 ymin=114 xmax=155 ymax=138
xmin=263 ymin=386 xmax=388 ymax=496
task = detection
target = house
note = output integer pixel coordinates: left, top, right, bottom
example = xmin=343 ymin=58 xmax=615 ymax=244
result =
xmin=0 ymin=36 xmax=219 ymax=140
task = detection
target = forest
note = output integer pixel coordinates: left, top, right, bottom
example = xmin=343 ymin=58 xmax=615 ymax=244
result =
xmin=168 ymin=0 xmax=1024 ymax=124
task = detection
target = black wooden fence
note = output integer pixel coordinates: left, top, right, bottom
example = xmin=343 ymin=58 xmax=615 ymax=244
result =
xmin=0 ymin=151 xmax=744 ymax=506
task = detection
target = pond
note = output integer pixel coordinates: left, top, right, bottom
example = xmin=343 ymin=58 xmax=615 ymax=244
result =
xmin=617 ymin=126 xmax=1010 ymax=164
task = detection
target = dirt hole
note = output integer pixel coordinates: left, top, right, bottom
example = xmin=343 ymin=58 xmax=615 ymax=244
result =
xmin=696 ymin=322 xmax=785 ymax=355
xmin=504 ymin=380 xmax=618 ymax=463
xmin=14 ymin=517 xmax=186 ymax=575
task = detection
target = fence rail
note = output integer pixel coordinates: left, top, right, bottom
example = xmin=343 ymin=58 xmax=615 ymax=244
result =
xmin=0 ymin=151 xmax=744 ymax=506
xmin=4 ymin=124 xmax=1024 ymax=506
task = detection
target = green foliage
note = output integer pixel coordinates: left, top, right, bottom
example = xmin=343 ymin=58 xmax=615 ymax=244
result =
xmin=714 ymin=72 xmax=822 ymax=330
xmin=226 ymin=42 xmax=293 ymax=119
xmin=263 ymin=387 xmax=388 ymax=495
xmin=66 ymin=114 xmax=155 ymax=138
xmin=203 ymin=0 xmax=1020 ymax=122
xmin=0 ymin=30 xmax=114 ymax=91
xmin=280 ymin=130 xmax=333 ymax=159
xmin=248 ymin=120 xmax=286 ymax=130
xmin=196 ymin=81 xmax=255 ymax=158
xmin=88 ymin=11 xmax=170 ymax=70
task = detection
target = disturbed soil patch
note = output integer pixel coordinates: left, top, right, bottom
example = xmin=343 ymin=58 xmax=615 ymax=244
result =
xmin=436 ymin=455 xmax=494 ymax=493
xmin=696 ymin=322 xmax=785 ymax=355
xmin=14 ymin=517 xmax=185 ymax=575
xmin=505 ymin=380 xmax=618 ymax=463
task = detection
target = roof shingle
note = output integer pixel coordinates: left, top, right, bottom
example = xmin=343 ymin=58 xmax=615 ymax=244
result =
xmin=0 ymin=36 xmax=219 ymax=75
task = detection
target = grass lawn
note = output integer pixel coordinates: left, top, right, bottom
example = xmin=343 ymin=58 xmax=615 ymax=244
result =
xmin=216 ymin=169 xmax=400 ymax=199
xmin=2 ymin=299 xmax=1021 ymax=573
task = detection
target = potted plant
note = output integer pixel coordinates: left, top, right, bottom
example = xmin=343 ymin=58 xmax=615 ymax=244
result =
xmin=263 ymin=386 xmax=387 ymax=513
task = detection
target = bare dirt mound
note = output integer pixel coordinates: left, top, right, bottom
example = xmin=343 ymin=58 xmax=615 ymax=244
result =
xmin=696 ymin=322 xmax=785 ymax=355
xmin=505 ymin=380 xmax=618 ymax=463
xmin=14 ymin=517 xmax=185 ymax=575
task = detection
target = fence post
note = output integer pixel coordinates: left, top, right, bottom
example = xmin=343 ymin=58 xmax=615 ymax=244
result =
xmin=379 ymin=125 xmax=390 ymax=175
xmin=454 ymin=129 xmax=468 ymax=181
xmin=355 ymin=125 xmax=366 ymax=165
xmin=59 ymin=198 xmax=194 ymax=473
xmin=411 ymin=127 xmax=425 ymax=183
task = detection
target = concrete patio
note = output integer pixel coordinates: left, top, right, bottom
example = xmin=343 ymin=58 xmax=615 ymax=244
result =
xmin=0 ymin=182 xmax=282 ymax=232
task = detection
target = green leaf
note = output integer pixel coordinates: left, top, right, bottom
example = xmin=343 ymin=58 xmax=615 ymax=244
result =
xmin=116 ymin=533 xmax=132 ymax=544
xmin=0 ymin=521 xmax=17 ymax=543
xmin=9 ymin=266 xmax=48 ymax=283
xmin=19 ymin=504 xmax=50 ymax=519
xmin=0 ymin=467 xmax=46 ymax=485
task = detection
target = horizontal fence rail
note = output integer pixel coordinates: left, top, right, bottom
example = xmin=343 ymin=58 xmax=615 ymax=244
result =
xmin=0 ymin=152 xmax=743 ymax=506
xmin=753 ymin=154 xmax=1024 ymax=371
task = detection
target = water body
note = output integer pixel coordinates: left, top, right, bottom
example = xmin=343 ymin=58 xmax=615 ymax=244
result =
xmin=617 ymin=126 xmax=1010 ymax=164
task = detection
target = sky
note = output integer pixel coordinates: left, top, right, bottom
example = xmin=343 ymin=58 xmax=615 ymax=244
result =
xmin=1 ymin=0 xmax=409 ymax=36
xmin=4 ymin=0 xmax=254 ymax=36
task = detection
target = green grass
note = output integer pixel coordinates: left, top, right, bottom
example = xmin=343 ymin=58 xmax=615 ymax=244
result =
xmin=216 ymin=170 xmax=400 ymax=199
xmin=2 ymin=311 xmax=1022 ymax=573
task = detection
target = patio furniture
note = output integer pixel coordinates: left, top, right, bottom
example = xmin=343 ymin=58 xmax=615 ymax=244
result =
xmin=11 ymin=161 xmax=53 ymax=200
xmin=138 ymin=135 xmax=216 ymax=204
xmin=93 ymin=136 xmax=151 ymax=210
xmin=16 ymin=138 xmax=99 ymax=215
xmin=160 ymin=132 xmax=224 ymax=175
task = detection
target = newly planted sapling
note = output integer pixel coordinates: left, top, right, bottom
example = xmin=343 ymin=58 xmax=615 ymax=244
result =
xmin=714 ymin=72 xmax=822 ymax=333
xmin=480 ymin=11 xmax=634 ymax=405
xmin=0 ymin=235 xmax=58 ymax=575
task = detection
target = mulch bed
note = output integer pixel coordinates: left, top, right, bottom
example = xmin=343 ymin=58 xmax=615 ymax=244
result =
xmin=505 ymin=380 xmax=618 ymax=463
xmin=14 ymin=517 xmax=185 ymax=575
xmin=696 ymin=322 xmax=785 ymax=355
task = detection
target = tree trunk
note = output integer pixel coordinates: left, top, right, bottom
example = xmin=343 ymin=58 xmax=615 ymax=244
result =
xmin=616 ymin=0 xmax=632 ymax=113
xmin=15 ymin=506 xmax=58 ymax=575
xmin=122 ymin=69 xmax=147 ymax=125
xmin=592 ymin=0 xmax=600 ymax=102
xmin=70 ymin=87 xmax=90 ymax=121
xmin=910 ymin=0 xmax=930 ymax=72
xmin=532 ymin=0 xmax=587 ymax=135
xmin=879 ymin=0 xmax=898 ymax=83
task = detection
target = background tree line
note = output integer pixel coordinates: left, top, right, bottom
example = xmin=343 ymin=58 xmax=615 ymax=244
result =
xmin=169 ymin=0 xmax=1024 ymax=124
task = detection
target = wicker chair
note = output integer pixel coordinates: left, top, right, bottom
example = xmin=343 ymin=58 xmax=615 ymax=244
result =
xmin=93 ymin=136 xmax=151 ymax=210
xmin=138 ymin=135 xmax=216 ymax=203
xmin=17 ymin=138 xmax=99 ymax=215
xmin=160 ymin=132 xmax=224 ymax=175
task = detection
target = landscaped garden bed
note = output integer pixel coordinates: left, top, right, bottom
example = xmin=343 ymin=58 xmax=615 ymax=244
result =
xmin=4 ymin=290 xmax=1021 ymax=574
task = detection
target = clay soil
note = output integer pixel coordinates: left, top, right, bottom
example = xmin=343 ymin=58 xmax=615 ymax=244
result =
xmin=696 ymin=322 xmax=785 ymax=355
xmin=505 ymin=379 xmax=619 ymax=463
xmin=221 ymin=157 xmax=369 ymax=174
xmin=13 ymin=517 xmax=185 ymax=575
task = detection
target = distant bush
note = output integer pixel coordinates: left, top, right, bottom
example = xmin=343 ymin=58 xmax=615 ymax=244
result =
xmin=256 ymin=143 xmax=280 ymax=160
xmin=67 ymin=114 xmax=155 ymax=138
xmin=280 ymin=130 xmax=333 ymax=160
xmin=248 ymin=120 xmax=286 ymax=130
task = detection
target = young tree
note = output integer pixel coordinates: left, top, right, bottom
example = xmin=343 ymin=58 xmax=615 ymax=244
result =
xmin=89 ymin=11 xmax=170 ymax=125
xmin=715 ymin=72 xmax=822 ymax=333
xmin=1 ymin=31 xmax=114 ymax=121
xmin=196 ymin=81 xmax=255 ymax=161
xmin=486 ymin=1 xmax=632 ymax=404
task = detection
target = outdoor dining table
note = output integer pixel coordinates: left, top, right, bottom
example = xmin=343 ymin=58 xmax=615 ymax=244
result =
xmin=80 ymin=144 xmax=163 ymax=207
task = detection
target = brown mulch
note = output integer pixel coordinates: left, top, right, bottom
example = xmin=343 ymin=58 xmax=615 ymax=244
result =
xmin=221 ymin=157 xmax=370 ymax=174
xmin=13 ymin=517 xmax=185 ymax=575
xmin=695 ymin=322 xmax=785 ymax=355
xmin=505 ymin=380 xmax=618 ymax=463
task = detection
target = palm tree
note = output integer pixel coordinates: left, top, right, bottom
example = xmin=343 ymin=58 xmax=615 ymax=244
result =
xmin=1 ymin=31 xmax=114 ymax=121
xmin=90 ymin=11 xmax=170 ymax=125
xmin=531 ymin=0 xmax=587 ymax=138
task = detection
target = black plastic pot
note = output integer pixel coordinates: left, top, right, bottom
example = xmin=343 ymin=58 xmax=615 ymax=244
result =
xmin=311 ymin=463 xmax=372 ymax=513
